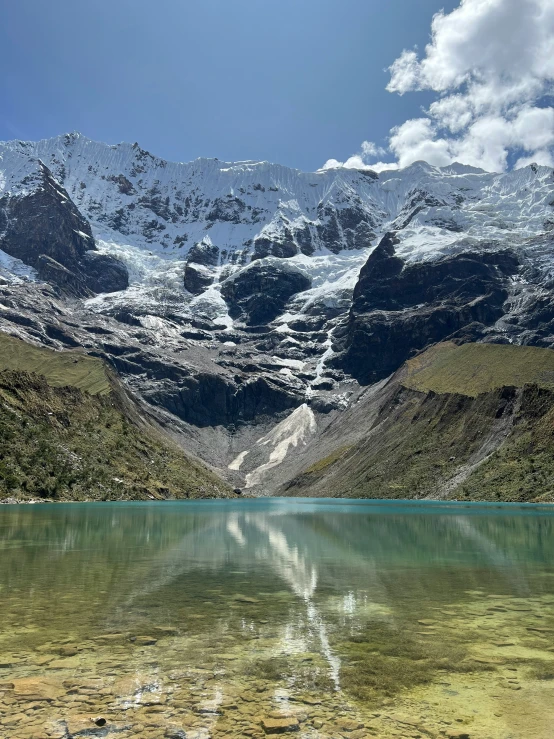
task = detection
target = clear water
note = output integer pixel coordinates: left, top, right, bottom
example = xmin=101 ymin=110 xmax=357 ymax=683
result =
xmin=1 ymin=499 xmax=554 ymax=739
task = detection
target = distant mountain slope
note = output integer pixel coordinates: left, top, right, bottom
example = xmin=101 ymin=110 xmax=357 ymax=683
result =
xmin=279 ymin=343 xmax=554 ymax=503
xmin=0 ymin=332 xmax=110 ymax=394
xmin=401 ymin=341 xmax=554 ymax=396
xmin=1 ymin=133 xmax=554 ymax=492
xmin=0 ymin=334 xmax=231 ymax=502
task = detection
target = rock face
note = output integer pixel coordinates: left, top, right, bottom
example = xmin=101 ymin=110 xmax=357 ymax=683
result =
xmin=140 ymin=370 xmax=303 ymax=428
xmin=80 ymin=252 xmax=129 ymax=294
xmin=221 ymin=258 xmax=312 ymax=325
xmin=0 ymin=160 xmax=94 ymax=270
xmin=0 ymin=159 xmax=128 ymax=296
xmin=36 ymin=255 xmax=91 ymax=298
xmin=184 ymin=238 xmax=220 ymax=294
xmin=1 ymin=134 xmax=554 ymax=490
xmin=332 ymin=233 xmax=520 ymax=384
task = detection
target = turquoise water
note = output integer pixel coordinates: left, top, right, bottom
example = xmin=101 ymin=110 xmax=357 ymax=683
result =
xmin=1 ymin=499 xmax=554 ymax=738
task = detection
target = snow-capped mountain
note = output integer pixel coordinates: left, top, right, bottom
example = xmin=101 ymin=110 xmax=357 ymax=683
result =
xmin=1 ymin=133 xmax=554 ymax=491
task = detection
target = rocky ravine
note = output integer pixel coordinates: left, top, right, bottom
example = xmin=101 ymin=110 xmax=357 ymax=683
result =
xmin=1 ymin=133 xmax=554 ymax=496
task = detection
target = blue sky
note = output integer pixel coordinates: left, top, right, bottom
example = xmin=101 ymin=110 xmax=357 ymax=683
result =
xmin=0 ymin=0 xmax=459 ymax=170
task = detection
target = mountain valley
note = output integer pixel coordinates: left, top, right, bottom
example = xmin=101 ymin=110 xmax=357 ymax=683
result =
xmin=1 ymin=133 xmax=554 ymax=499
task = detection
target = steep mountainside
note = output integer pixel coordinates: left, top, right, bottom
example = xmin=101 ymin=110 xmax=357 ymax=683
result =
xmin=280 ymin=343 xmax=554 ymax=503
xmin=0 ymin=334 xmax=230 ymax=501
xmin=1 ymin=133 xmax=554 ymax=493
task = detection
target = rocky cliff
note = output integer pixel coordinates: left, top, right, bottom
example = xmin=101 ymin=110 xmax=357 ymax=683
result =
xmin=1 ymin=133 xmax=554 ymax=495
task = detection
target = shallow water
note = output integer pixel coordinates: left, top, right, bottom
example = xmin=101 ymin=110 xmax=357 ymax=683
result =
xmin=1 ymin=499 xmax=554 ymax=739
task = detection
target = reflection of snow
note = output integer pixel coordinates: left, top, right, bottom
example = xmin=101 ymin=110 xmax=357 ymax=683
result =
xmin=307 ymin=602 xmax=341 ymax=690
xmin=247 ymin=513 xmax=341 ymax=690
xmin=227 ymin=514 xmax=246 ymax=546
xmin=342 ymin=592 xmax=356 ymax=615
xmin=248 ymin=513 xmax=317 ymax=599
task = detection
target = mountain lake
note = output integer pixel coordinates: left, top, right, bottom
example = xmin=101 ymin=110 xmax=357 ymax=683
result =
xmin=1 ymin=499 xmax=554 ymax=738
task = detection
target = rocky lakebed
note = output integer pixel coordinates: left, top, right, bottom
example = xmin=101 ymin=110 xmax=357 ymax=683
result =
xmin=1 ymin=500 xmax=554 ymax=739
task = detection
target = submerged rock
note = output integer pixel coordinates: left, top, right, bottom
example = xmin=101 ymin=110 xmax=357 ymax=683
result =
xmin=11 ymin=676 xmax=65 ymax=701
xmin=261 ymin=716 xmax=300 ymax=733
xmin=65 ymin=715 xmax=108 ymax=736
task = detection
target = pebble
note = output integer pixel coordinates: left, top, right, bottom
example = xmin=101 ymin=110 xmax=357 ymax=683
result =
xmin=336 ymin=718 xmax=364 ymax=731
xmin=133 ymin=636 xmax=158 ymax=646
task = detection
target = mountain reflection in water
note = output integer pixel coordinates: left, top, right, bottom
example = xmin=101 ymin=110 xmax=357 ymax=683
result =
xmin=1 ymin=499 xmax=554 ymax=739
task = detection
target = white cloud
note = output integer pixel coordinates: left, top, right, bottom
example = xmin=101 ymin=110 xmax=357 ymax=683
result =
xmin=323 ymin=0 xmax=554 ymax=173
xmin=515 ymin=149 xmax=554 ymax=168
xmin=321 ymin=140 xmax=389 ymax=171
xmin=360 ymin=140 xmax=385 ymax=158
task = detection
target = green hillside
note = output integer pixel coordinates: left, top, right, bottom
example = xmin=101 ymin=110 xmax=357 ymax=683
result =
xmin=285 ymin=342 xmax=554 ymax=503
xmin=0 ymin=332 xmax=110 ymax=395
xmin=402 ymin=341 xmax=554 ymax=397
xmin=0 ymin=333 xmax=230 ymax=502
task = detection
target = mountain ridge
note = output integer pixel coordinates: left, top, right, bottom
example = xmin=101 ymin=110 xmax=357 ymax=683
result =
xmin=1 ymin=132 xmax=554 ymax=495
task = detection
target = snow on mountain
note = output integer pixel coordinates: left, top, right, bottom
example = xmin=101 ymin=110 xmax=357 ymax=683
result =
xmin=242 ymin=403 xmax=318 ymax=490
xmin=1 ymin=132 xmax=553 ymax=329
xmin=1 ymin=133 xmax=554 ymax=488
xmin=2 ymin=134 xmax=552 ymax=263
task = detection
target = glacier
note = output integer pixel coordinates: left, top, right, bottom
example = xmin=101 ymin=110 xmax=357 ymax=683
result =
xmin=0 ymin=132 xmax=553 ymax=490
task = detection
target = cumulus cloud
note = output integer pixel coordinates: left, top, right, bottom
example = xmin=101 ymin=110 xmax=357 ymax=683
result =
xmin=321 ymin=140 xmax=387 ymax=170
xmin=323 ymin=0 xmax=554 ymax=173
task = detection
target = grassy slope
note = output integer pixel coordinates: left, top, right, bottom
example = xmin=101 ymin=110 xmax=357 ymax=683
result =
xmin=0 ymin=334 xmax=230 ymax=502
xmin=0 ymin=332 xmax=110 ymax=395
xmin=402 ymin=341 xmax=554 ymax=396
xmin=457 ymin=386 xmax=554 ymax=502
xmin=286 ymin=343 xmax=554 ymax=503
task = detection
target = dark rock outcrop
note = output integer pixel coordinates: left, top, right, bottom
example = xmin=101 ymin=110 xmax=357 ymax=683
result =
xmin=333 ymin=233 xmax=519 ymax=383
xmin=0 ymin=160 xmax=129 ymax=296
xmin=36 ymin=256 xmax=91 ymax=298
xmin=187 ymin=240 xmax=220 ymax=267
xmin=145 ymin=372 xmax=302 ymax=428
xmin=315 ymin=202 xmax=376 ymax=253
xmin=80 ymin=252 xmax=129 ymax=294
xmin=221 ymin=258 xmax=312 ymax=325
xmin=0 ymin=161 xmax=94 ymax=272
xmin=252 ymin=233 xmax=298 ymax=260
xmin=184 ymin=263 xmax=214 ymax=295
xmin=184 ymin=240 xmax=219 ymax=294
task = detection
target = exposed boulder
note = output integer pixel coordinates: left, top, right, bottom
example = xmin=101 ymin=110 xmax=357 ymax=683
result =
xmin=220 ymin=258 xmax=312 ymax=325
xmin=332 ymin=232 xmax=520 ymax=383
